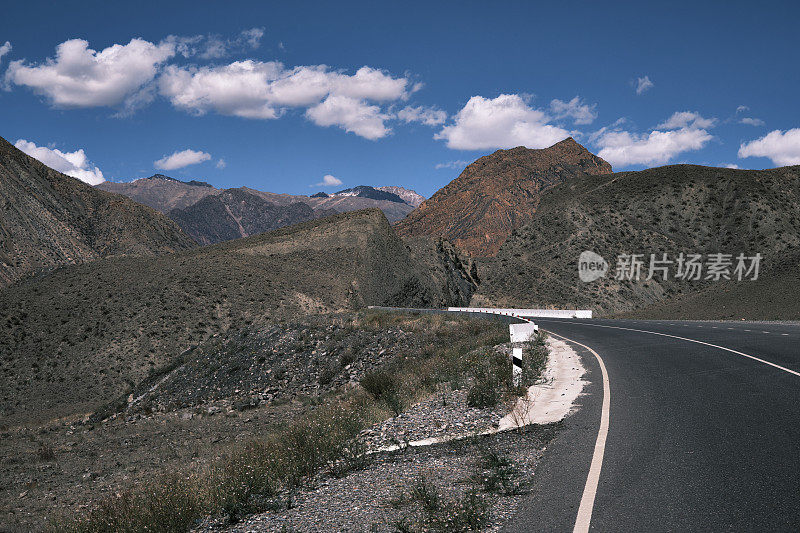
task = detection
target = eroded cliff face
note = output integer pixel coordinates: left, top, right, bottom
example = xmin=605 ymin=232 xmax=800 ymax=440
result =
xmin=395 ymin=137 xmax=612 ymax=257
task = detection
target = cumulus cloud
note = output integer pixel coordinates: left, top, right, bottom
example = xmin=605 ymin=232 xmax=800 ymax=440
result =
xmin=738 ymin=129 xmax=800 ymax=166
xmin=549 ymin=96 xmax=597 ymax=125
xmin=657 ymin=111 xmax=717 ymax=130
xmin=739 ymin=117 xmax=765 ymax=127
xmin=724 ymin=163 xmax=740 ymax=169
xmin=14 ymin=139 xmax=104 ymax=184
xmin=435 ymin=160 xmax=471 ymax=170
xmin=159 ymin=60 xmax=283 ymax=119
xmin=154 ymin=149 xmax=212 ymax=170
xmin=397 ymin=105 xmax=447 ymax=126
xmin=736 ymin=105 xmax=749 ymax=113
xmin=635 ymin=76 xmax=654 ymax=95
xmin=434 ymin=94 xmax=570 ymax=150
xmin=306 ymin=95 xmax=389 ymax=140
xmin=5 ymin=38 xmax=175 ymax=109
xmin=313 ymin=174 xmax=343 ymax=187
xmin=216 ymin=158 xmax=227 ymax=169
xmin=159 ymin=62 xmax=411 ymax=138
xmin=592 ymin=112 xmax=714 ymax=167
xmin=0 ymin=41 xmax=11 ymax=63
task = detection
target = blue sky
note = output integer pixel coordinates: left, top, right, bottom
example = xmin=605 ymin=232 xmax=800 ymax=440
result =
xmin=1 ymin=0 xmax=799 ymax=197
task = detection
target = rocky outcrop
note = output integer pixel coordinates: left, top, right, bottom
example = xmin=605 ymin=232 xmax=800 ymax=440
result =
xmin=395 ymin=137 xmax=612 ymax=257
xmin=0 ymin=136 xmax=195 ymax=288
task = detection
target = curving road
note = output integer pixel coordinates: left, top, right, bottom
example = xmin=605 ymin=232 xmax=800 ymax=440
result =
xmin=501 ymin=319 xmax=800 ymax=532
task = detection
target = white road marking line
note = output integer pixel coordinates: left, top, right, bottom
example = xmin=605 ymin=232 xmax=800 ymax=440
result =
xmin=782 ymin=333 xmax=790 ymax=336
xmin=550 ymin=321 xmax=800 ymax=378
xmin=543 ymin=330 xmax=610 ymax=533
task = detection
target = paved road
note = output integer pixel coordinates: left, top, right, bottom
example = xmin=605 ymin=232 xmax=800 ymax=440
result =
xmin=501 ymin=319 xmax=800 ymax=532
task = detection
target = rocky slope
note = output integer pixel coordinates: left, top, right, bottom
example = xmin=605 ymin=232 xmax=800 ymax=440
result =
xmin=168 ymin=188 xmax=335 ymax=245
xmin=0 ymin=209 xmax=476 ymax=426
xmin=0 ymin=136 xmax=195 ymax=288
xmin=395 ymin=138 xmax=613 ymax=257
xmin=476 ymin=164 xmax=800 ymax=316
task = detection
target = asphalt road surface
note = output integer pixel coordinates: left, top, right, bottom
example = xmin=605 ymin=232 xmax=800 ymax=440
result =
xmin=501 ymin=319 xmax=800 ymax=533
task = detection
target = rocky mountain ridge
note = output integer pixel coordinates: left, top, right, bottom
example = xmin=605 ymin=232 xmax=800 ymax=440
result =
xmin=395 ymin=137 xmax=613 ymax=257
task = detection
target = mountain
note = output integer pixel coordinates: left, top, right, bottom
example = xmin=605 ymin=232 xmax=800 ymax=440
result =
xmin=0 ymin=208 xmax=476 ymax=425
xmin=100 ymin=179 xmax=417 ymax=224
xmin=395 ymin=137 xmax=613 ymax=257
xmin=243 ymin=187 xmax=415 ymax=223
xmin=475 ymin=163 xmax=800 ymax=317
xmin=333 ymin=185 xmax=405 ymax=203
xmin=97 ymin=174 xmax=221 ymax=212
xmin=168 ymin=188 xmax=335 ymax=245
xmin=0 ymin=136 xmax=195 ymax=288
xmin=377 ymin=186 xmax=426 ymax=207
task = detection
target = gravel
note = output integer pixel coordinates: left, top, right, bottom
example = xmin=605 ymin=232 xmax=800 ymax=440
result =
xmin=204 ymin=424 xmax=559 ymax=533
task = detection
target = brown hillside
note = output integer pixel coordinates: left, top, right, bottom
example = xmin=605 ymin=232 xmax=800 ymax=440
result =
xmin=395 ymin=137 xmax=612 ymax=256
xmin=0 ymin=209 xmax=475 ymax=426
xmin=0 ymin=137 xmax=195 ymax=287
xmin=476 ymin=164 xmax=800 ymax=317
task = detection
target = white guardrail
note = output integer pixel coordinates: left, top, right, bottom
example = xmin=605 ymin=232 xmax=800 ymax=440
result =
xmin=447 ymin=307 xmax=593 ymax=319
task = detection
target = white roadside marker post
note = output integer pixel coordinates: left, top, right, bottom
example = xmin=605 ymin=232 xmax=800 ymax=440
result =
xmin=512 ymin=346 xmax=523 ymax=386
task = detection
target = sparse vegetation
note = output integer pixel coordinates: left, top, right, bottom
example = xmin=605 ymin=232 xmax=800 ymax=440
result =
xmin=393 ymin=474 xmax=491 ymax=532
xmin=50 ymin=311 xmax=510 ymax=532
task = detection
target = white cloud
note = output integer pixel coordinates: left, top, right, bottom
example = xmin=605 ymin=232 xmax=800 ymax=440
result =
xmin=5 ymin=38 xmax=175 ymax=108
xmin=724 ymin=163 xmax=739 ymax=169
xmin=435 ymin=160 xmax=471 ymax=170
xmin=0 ymin=41 xmax=11 ymax=63
xmin=14 ymin=139 xmax=105 ymax=185
xmin=736 ymin=105 xmax=749 ymax=113
xmin=306 ymin=95 xmax=389 ymax=139
xmin=159 ymin=61 xmax=411 ymax=138
xmin=159 ymin=60 xmax=283 ymax=119
xmin=434 ymin=94 xmax=570 ymax=150
xmin=635 ymin=76 xmax=654 ymax=95
xmin=397 ymin=105 xmax=447 ymax=126
xmin=738 ymin=129 xmax=800 ymax=166
xmin=216 ymin=158 xmax=227 ymax=169
xmin=154 ymin=149 xmax=211 ymax=170
xmin=549 ymin=96 xmax=597 ymax=125
xmin=739 ymin=117 xmax=765 ymax=127
xmin=313 ymin=174 xmax=343 ymax=187
xmin=168 ymin=28 xmax=265 ymax=60
xmin=657 ymin=111 xmax=717 ymax=130
xmin=593 ymin=114 xmax=714 ymax=167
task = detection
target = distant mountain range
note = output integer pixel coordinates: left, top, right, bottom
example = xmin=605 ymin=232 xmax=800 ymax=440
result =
xmin=98 ymin=178 xmax=424 ymax=244
xmin=396 ymin=138 xmax=613 ymax=256
xmin=0 ymin=136 xmax=194 ymax=288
